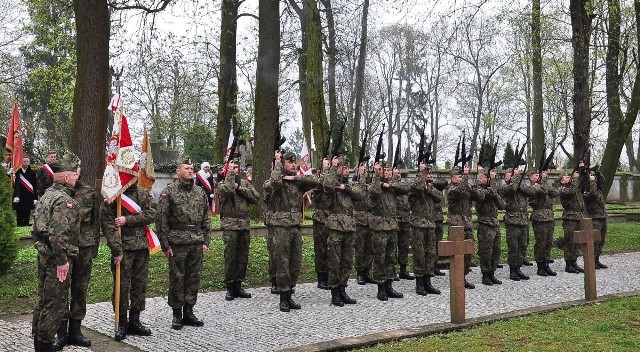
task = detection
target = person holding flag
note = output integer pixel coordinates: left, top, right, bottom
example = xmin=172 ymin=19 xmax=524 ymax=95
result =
xmin=195 ymin=161 xmax=217 ymax=214
xmin=36 ymin=151 xmax=57 ymax=198
xmin=13 ymin=155 xmax=37 ymax=226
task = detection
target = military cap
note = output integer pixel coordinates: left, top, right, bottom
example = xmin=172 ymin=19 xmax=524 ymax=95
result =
xmin=283 ymin=151 xmax=297 ymax=162
xmin=178 ymin=156 xmax=193 ymax=165
xmin=528 ymin=169 xmax=539 ymax=176
xmin=504 ymin=168 xmax=514 ymax=175
xmin=50 ymin=152 xmax=80 ymax=173
xmin=377 ymin=160 xmax=388 ymax=168
xmin=450 ymin=166 xmax=464 ymax=175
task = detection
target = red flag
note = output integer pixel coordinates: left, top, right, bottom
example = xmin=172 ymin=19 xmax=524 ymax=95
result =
xmin=138 ymin=126 xmax=155 ymax=191
xmin=5 ymin=102 xmax=23 ymax=173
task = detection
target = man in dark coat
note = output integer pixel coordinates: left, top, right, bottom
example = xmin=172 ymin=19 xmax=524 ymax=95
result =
xmin=13 ymin=155 xmax=38 ymax=226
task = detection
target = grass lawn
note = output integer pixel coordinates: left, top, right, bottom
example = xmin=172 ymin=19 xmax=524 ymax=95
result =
xmin=360 ymin=295 xmax=640 ymax=351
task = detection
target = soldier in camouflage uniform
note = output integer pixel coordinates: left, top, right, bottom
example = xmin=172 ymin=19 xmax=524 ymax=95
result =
xmin=392 ymin=167 xmax=415 ymax=280
xmin=36 ymin=151 xmax=57 ymax=198
xmin=368 ymin=162 xmax=410 ymax=301
xmin=559 ymin=164 xmax=588 ymax=273
xmin=585 ymin=167 xmax=608 ymax=269
xmin=263 ymin=151 xmax=318 ymax=312
xmin=157 ymin=158 xmax=212 ymax=329
xmin=408 ymin=163 xmax=442 ymax=295
xmin=528 ymin=170 xmax=559 ymax=276
xmin=447 ymin=165 xmax=484 ymax=289
xmin=498 ymin=167 xmax=537 ymax=281
xmin=474 ymin=169 xmax=506 ymax=286
xmin=219 ymin=159 xmax=260 ymax=301
xmin=311 ymin=158 xmax=331 ymax=290
xmin=263 ymin=185 xmax=279 ymax=294
xmin=102 ymin=182 xmax=157 ymax=340
xmin=432 ymin=178 xmax=448 ymax=276
xmin=31 ymin=153 xmax=81 ymax=352
xmin=353 ymin=162 xmax=374 ymax=285
xmin=320 ymin=156 xmax=364 ymax=306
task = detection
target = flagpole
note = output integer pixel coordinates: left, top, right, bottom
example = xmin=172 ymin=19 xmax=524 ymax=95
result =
xmin=114 ymin=195 xmax=122 ymax=332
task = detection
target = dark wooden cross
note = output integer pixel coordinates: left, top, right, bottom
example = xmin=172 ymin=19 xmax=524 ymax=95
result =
xmin=438 ymin=225 xmax=474 ymax=324
xmin=573 ymin=218 xmax=601 ymax=301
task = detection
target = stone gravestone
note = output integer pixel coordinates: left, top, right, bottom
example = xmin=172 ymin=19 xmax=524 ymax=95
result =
xmin=573 ymin=218 xmax=601 ymax=301
xmin=438 ymin=226 xmax=474 ymax=324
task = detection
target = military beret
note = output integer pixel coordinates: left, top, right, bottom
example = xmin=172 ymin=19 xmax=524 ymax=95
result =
xmin=528 ymin=169 xmax=539 ymax=176
xmin=504 ymin=168 xmax=514 ymax=175
xmin=340 ymin=157 xmax=351 ymax=168
xmin=450 ymin=166 xmax=464 ymax=175
xmin=50 ymin=152 xmax=80 ymax=173
xmin=377 ymin=160 xmax=388 ymax=168
xmin=282 ymin=151 xmax=297 ymax=162
xmin=178 ymin=156 xmax=193 ymax=165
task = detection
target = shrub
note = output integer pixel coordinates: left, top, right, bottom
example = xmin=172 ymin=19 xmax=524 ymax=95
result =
xmin=0 ymin=165 xmax=18 ymax=276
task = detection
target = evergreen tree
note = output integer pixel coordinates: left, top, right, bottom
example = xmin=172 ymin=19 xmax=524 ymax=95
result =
xmin=503 ymin=142 xmax=515 ymax=170
xmin=0 ymin=165 xmax=18 ymax=276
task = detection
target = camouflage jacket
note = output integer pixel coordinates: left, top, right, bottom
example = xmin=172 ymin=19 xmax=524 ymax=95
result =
xmin=352 ymin=175 xmax=369 ymax=226
xmin=319 ymin=167 xmax=365 ymax=232
xmin=498 ymin=174 xmax=536 ymax=226
xmin=474 ymin=183 xmax=506 ymax=227
xmin=393 ymin=175 xmax=410 ymax=223
xmin=529 ymin=181 xmax=558 ymax=222
xmin=368 ymin=173 xmax=410 ymax=231
xmin=156 ymin=179 xmax=212 ymax=250
xmin=311 ymin=170 xmax=331 ymax=223
xmin=408 ymin=170 xmax=441 ymax=229
xmin=263 ymin=161 xmax=318 ymax=227
xmin=72 ymin=180 xmax=101 ymax=248
xmin=559 ymin=176 xmax=585 ymax=221
xmin=584 ymin=171 xmax=607 ymax=219
xmin=432 ymin=179 xmax=448 ymax=222
xmin=36 ymin=166 xmax=54 ymax=198
xmin=219 ymin=172 xmax=260 ymax=230
xmin=32 ymin=182 xmax=80 ymax=266
xmin=447 ymin=175 xmax=484 ymax=230
xmin=102 ymin=185 xmax=157 ymax=255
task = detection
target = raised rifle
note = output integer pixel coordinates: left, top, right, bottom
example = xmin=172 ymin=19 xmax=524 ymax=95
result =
xmin=489 ymin=135 xmax=502 ymax=174
xmin=537 ymin=143 xmax=547 ymax=174
xmin=331 ymin=122 xmax=346 ymax=159
xmin=358 ymin=130 xmax=370 ymax=166
xmin=513 ymin=138 xmax=527 ymax=168
xmin=416 ymin=127 xmax=425 ymax=166
xmin=454 ymin=135 xmax=461 ymax=167
xmin=542 ymin=142 xmax=560 ymax=172
xmin=572 ymin=145 xmax=589 ymax=174
xmin=425 ymin=139 xmax=435 ymax=164
xmin=392 ymin=134 xmax=402 ymax=168
xmin=272 ymin=122 xmax=286 ymax=168
xmin=461 ymin=132 xmax=473 ymax=166
xmin=477 ymin=134 xmax=486 ymax=171
xmin=375 ymin=123 xmax=386 ymax=164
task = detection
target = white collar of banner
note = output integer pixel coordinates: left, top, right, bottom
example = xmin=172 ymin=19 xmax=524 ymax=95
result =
xmin=19 ymin=173 xmax=35 ymax=195
xmin=43 ymin=164 xmax=54 ymax=178
xmin=196 ymin=170 xmax=212 ymax=193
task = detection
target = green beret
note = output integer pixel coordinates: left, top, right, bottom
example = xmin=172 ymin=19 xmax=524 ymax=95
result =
xmin=178 ymin=156 xmax=193 ymax=165
xmin=450 ymin=167 xmax=464 ymax=175
xmin=504 ymin=168 xmax=514 ymax=175
xmin=283 ymin=151 xmax=297 ymax=162
xmin=50 ymin=152 xmax=80 ymax=173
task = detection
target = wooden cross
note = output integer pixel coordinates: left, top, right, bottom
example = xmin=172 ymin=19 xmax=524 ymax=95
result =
xmin=573 ymin=218 xmax=601 ymax=301
xmin=438 ymin=225 xmax=474 ymax=324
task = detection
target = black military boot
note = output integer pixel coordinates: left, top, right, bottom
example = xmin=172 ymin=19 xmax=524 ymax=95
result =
xmin=376 ymin=283 xmax=388 ymax=301
xmin=183 ymin=305 xmax=204 ymax=327
xmin=340 ymin=285 xmax=357 ymax=304
xmin=496 ymin=264 xmax=504 ymax=268
xmin=573 ymin=261 xmax=584 ymax=273
xmin=331 ymin=287 xmax=344 ymax=307
xmin=596 ymin=257 xmax=608 ymax=269
xmin=114 ymin=314 xmax=128 ymax=341
xmin=287 ymin=291 xmax=301 ymax=309
xmin=67 ymin=319 xmax=91 ymax=347
xmin=522 ymin=259 xmax=533 ymax=266
xmin=279 ymin=292 xmax=290 ymax=312
xmin=424 ymin=276 xmax=441 ymax=294
xmin=464 ymin=279 xmax=475 ymax=289
xmin=537 ymin=262 xmax=548 ymax=277
xmin=565 ymin=260 xmax=579 ymax=274
xmin=385 ymin=280 xmax=404 ymax=298
xmin=548 ymin=259 xmax=555 ymax=263
xmin=225 ymin=282 xmax=235 ymax=301
xmin=317 ymin=272 xmax=330 ymax=290
xmin=482 ymin=272 xmax=493 ymax=286
xmin=415 ymin=276 xmax=427 ymax=296
xmin=270 ymin=277 xmax=280 ymax=294
xmin=235 ymin=281 xmax=252 ymax=298
xmin=399 ymin=265 xmax=416 ymax=280
xmin=434 ymin=267 xmax=446 ymax=276
xmin=35 ymin=339 xmax=53 ymax=352
xmin=52 ymin=320 xmax=67 ymax=351
xmin=509 ymin=266 xmax=521 ymax=281
xmin=356 ymin=271 xmax=366 ymax=285
xmin=516 ymin=265 xmax=530 ymax=280
xmin=393 ymin=268 xmax=400 ymax=281
xmin=171 ymin=308 xmax=183 ymax=330
xmin=364 ymin=270 xmax=376 ymax=284
xmin=489 ymin=271 xmax=502 ymax=285
xmin=544 ymin=261 xmax=557 ymax=276
xmin=127 ymin=310 xmax=152 ymax=336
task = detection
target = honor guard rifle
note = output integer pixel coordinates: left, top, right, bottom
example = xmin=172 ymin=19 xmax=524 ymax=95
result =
xmin=512 ymin=138 xmax=527 ymax=168
xmin=272 ymin=122 xmax=286 ymax=168
xmin=331 ymin=122 xmax=346 ymax=159
xmin=375 ymin=123 xmax=386 ymax=165
xmin=392 ymin=134 xmax=402 ymax=169
xmin=488 ymin=136 xmax=503 ymax=175
xmin=355 ymin=130 xmax=370 ymax=181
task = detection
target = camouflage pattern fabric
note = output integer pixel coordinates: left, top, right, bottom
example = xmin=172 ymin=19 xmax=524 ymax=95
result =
xmin=271 ymin=226 xmax=303 ymax=292
xmin=168 ymin=244 xmax=204 ymax=308
xmin=327 ymin=229 xmax=355 ymax=287
xmin=223 ymin=229 xmax=251 ymax=283
xmin=529 ymin=180 xmax=558 ymax=262
xmin=370 ymin=230 xmax=398 ymax=283
xmin=36 ymin=166 xmax=54 ymax=198
xmin=585 ymin=171 xmax=607 ymax=256
xmin=475 ymin=184 xmax=505 ymax=272
xmin=559 ymin=176 xmax=586 ymax=261
xmin=410 ymin=226 xmax=436 ymax=277
xmin=313 ymin=221 xmax=329 ymax=274
xmin=499 ymin=174 xmax=536 ymax=266
xmin=110 ymin=249 xmax=149 ymax=312
xmin=447 ymin=175 xmax=484 ymax=274
xmin=354 ymin=223 xmax=373 ymax=272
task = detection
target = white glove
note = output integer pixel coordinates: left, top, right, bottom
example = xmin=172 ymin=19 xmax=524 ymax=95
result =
xmin=210 ymin=194 xmax=214 ymax=198
xmin=8 ymin=167 xmax=13 ymax=174
xmin=33 ymin=200 xmax=38 ymax=205
xmin=13 ymin=197 xmax=19 ymax=203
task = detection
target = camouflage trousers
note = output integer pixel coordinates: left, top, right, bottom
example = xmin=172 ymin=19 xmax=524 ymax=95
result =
xmin=354 ymin=224 xmax=373 ymax=272
xmin=371 ymin=230 xmax=398 ymax=283
xmin=562 ymin=219 xmax=582 ymax=261
xmin=396 ymin=221 xmax=411 ymax=266
xmin=272 ymin=226 xmax=303 ymax=292
xmin=327 ymin=230 xmax=355 ymax=287
xmin=532 ymin=221 xmax=554 ymax=262
xmin=168 ymin=244 xmax=203 ymax=308
xmin=410 ymin=226 xmax=436 ymax=277
xmin=505 ymin=224 xmax=529 ymax=266
xmin=111 ymin=249 xmax=149 ymax=313
xmin=70 ymin=245 xmax=98 ymax=320
xmin=223 ymin=229 xmax=250 ymax=284
xmin=434 ymin=221 xmax=444 ymax=258
xmin=313 ymin=221 xmax=329 ymax=274
xmin=32 ymin=250 xmax=70 ymax=343
xmin=593 ymin=218 xmax=607 ymax=257
xmin=477 ymin=224 xmax=500 ymax=273
xmin=267 ymin=226 xmax=276 ymax=277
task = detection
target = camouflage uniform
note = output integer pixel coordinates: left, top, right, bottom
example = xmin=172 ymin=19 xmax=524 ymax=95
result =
xmin=219 ymin=171 xmax=260 ymax=286
xmin=432 ymin=179 xmax=448 ymax=262
xmin=156 ymin=179 xmax=211 ymax=309
xmin=529 ymin=179 xmax=558 ymax=262
xmin=498 ymin=174 xmax=536 ymax=267
xmin=32 ymin=181 xmax=80 ymax=345
xmin=36 ymin=166 xmax=55 ymax=198
xmin=408 ymin=170 xmax=441 ymax=278
xmin=393 ymin=175 xmax=412 ymax=273
xmin=475 ymin=182 xmax=506 ymax=273
xmin=559 ymin=175 xmax=586 ymax=262
xmin=311 ymin=181 xmax=331 ymax=282
xmin=353 ymin=175 xmax=372 ymax=276
xmin=447 ymin=175 xmax=484 ymax=275
xmin=584 ymin=170 xmax=607 ymax=259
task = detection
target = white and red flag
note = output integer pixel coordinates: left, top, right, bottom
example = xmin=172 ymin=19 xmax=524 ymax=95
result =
xmin=120 ymin=193 xmax=161 ymax=254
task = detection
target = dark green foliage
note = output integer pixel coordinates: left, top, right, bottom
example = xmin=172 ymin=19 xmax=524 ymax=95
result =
xmin=478 ymin=140 xmax=493 ymax=168
xmin=184 ymin=123 xmax=217 ymax=164
xmin=0 ymin=165 xmax=18 ymax=276
xmin=503 ymin=142 xmax=515 ymax=170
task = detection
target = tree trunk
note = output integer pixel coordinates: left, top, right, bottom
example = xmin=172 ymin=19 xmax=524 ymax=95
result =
xmin=350 ymin=0 xmax=369 ymax=160
xmin=288 ymin=0 xmax=311 ymax=148
xmin=253 ymin=0 xmax=280 ymax=197
xmin=215 ymin=0 xmax=240 ymax=163
xmin=532 ymin=0 xmax=544 ymax=169
xmin=625 ymin=133 xmax=635 ymax=171
xmin=600 ymin=0 xmax=640 ymax=196
xmin=570 ymin=0 xmax=593 ymax=159
xmin=320 ymin=0 xmax=337 ymax=134
xmin=71 ymin=0 xmax=109 ymax=189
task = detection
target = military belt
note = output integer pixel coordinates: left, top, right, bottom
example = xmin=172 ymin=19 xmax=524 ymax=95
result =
xmin=169 ymin=223 xmax=198 ymax=231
